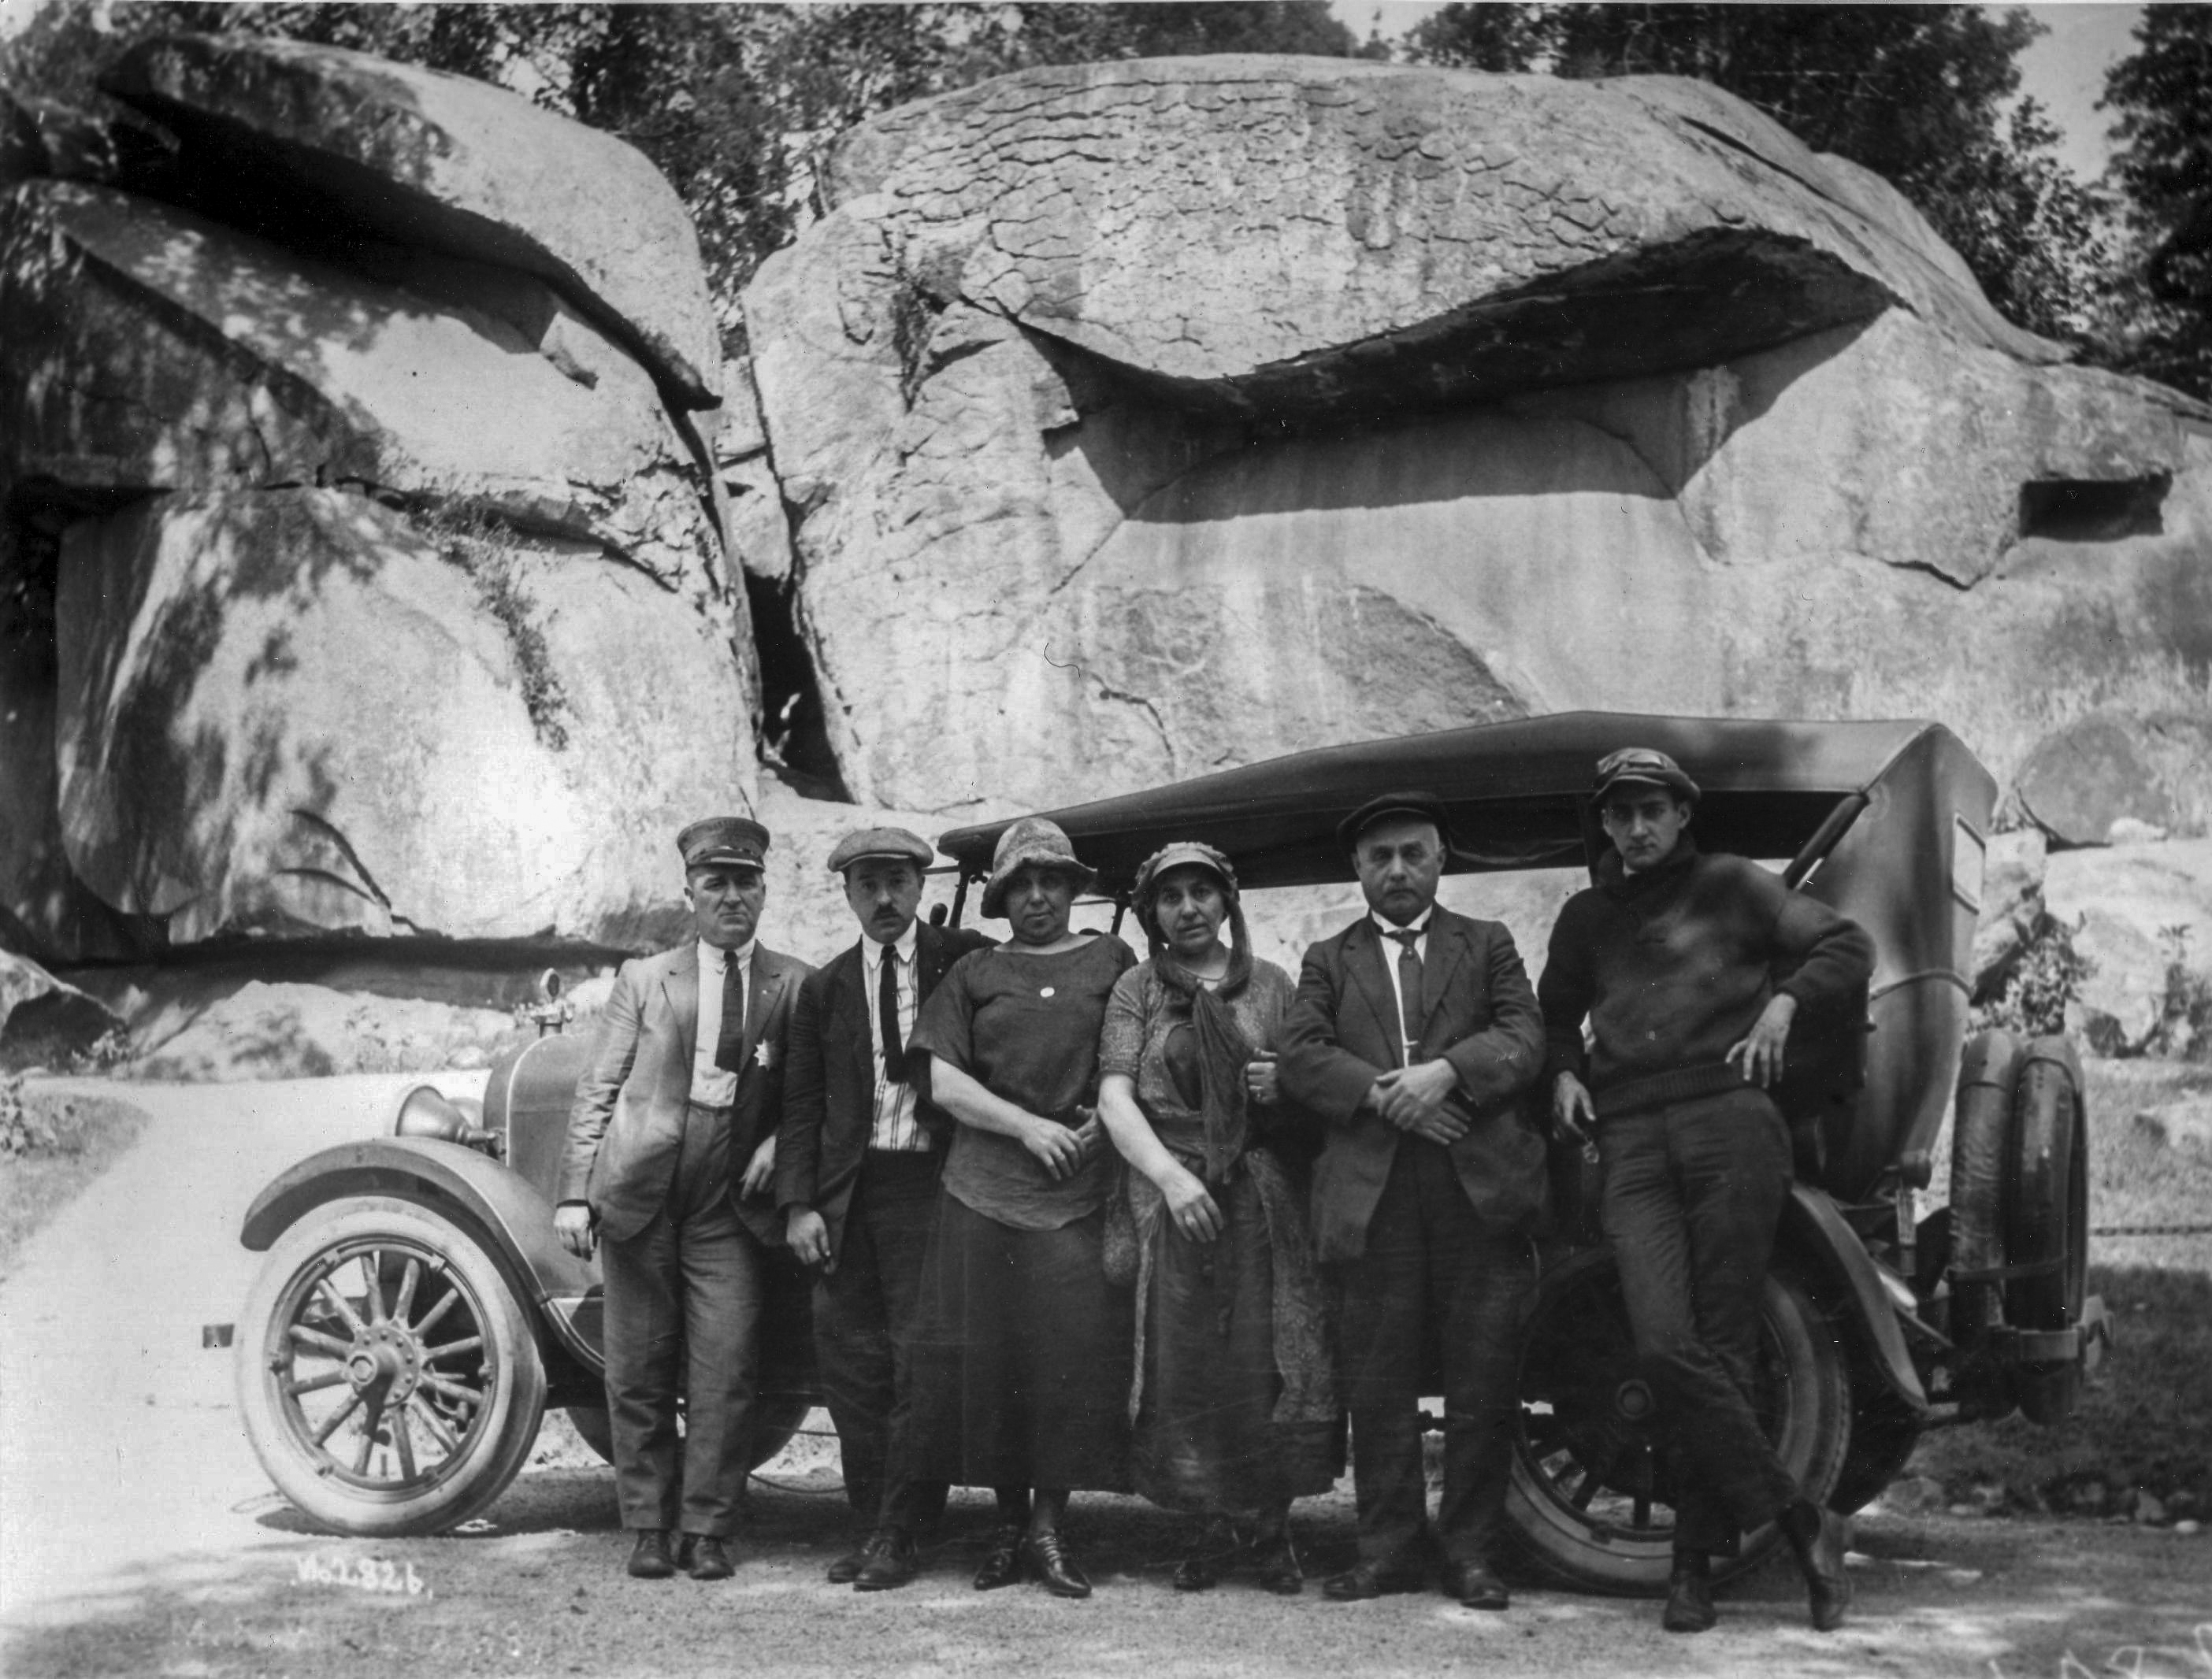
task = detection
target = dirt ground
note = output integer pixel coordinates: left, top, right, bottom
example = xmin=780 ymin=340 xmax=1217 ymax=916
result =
xmin=2 ymin=1076 xmax=2207 ymax=1679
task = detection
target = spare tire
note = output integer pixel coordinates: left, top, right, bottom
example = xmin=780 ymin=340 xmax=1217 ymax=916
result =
xmin=1948 ymin=1030 xmax=2025 ymax=1416
xmin=2007 ymin=1037 xmax=2091 ymax=1425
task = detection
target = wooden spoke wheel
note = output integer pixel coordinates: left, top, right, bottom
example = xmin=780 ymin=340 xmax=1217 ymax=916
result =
xmin=238 ymin=1196 xmax=546 ymax=1536
xmin=1506 ymin=1250 xmax=1850 ymax=1596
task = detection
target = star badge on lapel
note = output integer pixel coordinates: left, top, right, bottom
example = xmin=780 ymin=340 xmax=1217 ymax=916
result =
xmin=754 ymin=1040 xmax=776 ymax=1069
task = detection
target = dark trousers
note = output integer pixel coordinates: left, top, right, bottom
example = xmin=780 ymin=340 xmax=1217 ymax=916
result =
xmin=599 ymin=1100 xmax=767 ymax=1538
xmin=815 ymin=1150 xmax=948 ymax=1536
xmin=1330 ymin=1140 xmax=1531 ymax=1569
xmin=1598 ymin=1086 xmax=1802 ymax=1552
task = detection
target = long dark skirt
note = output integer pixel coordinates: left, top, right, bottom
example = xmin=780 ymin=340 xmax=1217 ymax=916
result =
xmin=1133 ymin=1172 xmax=1343 ymax=1518
xmin=907 ymin=1196 xmax=1134 ymax=1492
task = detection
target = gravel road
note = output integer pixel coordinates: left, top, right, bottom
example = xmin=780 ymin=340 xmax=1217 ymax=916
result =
xmin=2 ymin=1077 xmax=2206 ymax=1679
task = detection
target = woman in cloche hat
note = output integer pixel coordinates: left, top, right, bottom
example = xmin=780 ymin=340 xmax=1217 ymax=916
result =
xmin=1096 ymin=842 xmax=1341 ymax=1595
xmin=904 ymin=817 xmax=1139 ymax=1598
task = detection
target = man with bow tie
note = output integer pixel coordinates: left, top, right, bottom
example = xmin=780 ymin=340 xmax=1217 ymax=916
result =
xmin=1278 ymin=792 xmax=1547 ymax=1610
xmin=556 ymin=815 xmax=811 ymax=1582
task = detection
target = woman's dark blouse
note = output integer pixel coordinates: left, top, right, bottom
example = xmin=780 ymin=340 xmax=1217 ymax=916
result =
xmin=908 ymin=932 xmax=1138 ymax=1231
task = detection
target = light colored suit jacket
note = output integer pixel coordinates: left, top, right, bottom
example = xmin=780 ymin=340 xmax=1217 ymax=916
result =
xmin=559 ymin=940 xmax=812 ymax=1245
xmin=1278 ymin=906 xmax=1547 ymax=1263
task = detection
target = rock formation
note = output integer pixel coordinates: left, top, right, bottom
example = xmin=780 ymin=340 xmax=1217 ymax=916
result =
xmin=745 ymin=55 xmax=2210 ymax=820
xmin=1 ymin=33 xmax=751 ymax=961
xmin=2 ymin=43 xmax=2208 ymax=1062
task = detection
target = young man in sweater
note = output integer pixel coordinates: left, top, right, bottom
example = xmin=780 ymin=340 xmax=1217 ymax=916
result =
xmin=1538 ymin=748 xmax=1875 ymax=1635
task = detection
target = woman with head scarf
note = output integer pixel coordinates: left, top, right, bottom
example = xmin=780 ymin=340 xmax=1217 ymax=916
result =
xmin=1096 ymin=843 xmax=1342 ymax=1595
xmin=904 ymin=817 xmax=1138 ymax=1598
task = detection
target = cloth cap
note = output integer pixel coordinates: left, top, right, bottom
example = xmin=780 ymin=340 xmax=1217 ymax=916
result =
xmin=1337 ymin=791 xmax=1453 ymax=853
xmin=1591 ymin=747 xmax=1701 ymax=806
xmin=677 ymin=815 xmax=769 ymax=873
xmin=826 ymin=826 xmax=934 ymax=873
xmin=1131 ymin=841 xmax=1238 ymax=942
xmin=979 ymin=816 xmax=1097 ymax=920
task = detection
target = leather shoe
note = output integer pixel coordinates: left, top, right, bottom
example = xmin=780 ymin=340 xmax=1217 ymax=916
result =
xmin=1249 ymin=1534 xmax=1303 ymax=1596
xmin=973 ymin=1524 xmax=1026 ymax=1591
xmin=1441 ymin=1560 xmax=1509 ymax=1611
xmin=1322 ymin=1558 xmax=1427 ymax=1601
xmin=826 ymin=1541 xmax=870 ymax=1584
xmin=626 ymin=1530 xmax=676 ymax=1580
xmin=854 ymin=1529 xmax=919 ymax=1592
xmin=1021 ymin=1530 xmax=1093 ymax=1599
xmin=684 ymin=1536 xmax=734 ymax=1581
xmin=1661 ymin=1564 xmax=1717 ymax=1633
xmin=1786 ymin=1504 xmax=1852 ymax=1632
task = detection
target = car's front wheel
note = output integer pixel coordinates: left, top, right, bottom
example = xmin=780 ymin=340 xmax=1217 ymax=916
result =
xmin=237 ymin=1195 xmax=547 ymax=1536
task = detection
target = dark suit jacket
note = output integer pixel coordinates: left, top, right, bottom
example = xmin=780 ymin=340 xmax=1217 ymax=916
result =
xmin=1278 ymin=906 xmax=1547 ymax=1263
xmin=559 ymin=940 xmax=813 ymax=1246
xmin=775 ymin=921 xmax=991 ymax=1258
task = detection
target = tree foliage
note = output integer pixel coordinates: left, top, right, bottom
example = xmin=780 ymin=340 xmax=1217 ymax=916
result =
xmin=2100 ymin=4 xmax=2212 ymax=397
xmin=0 ymin=1 xmax=1358 ymax=355
xmin=1402 ymin=4 xmax=2116 ymax=346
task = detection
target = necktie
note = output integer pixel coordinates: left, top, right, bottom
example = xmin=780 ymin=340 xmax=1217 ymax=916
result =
xmin=878 ymin=947 xmax=905 ymax=1084
xmin=1386 ymin=928 xmax=1423 ymax=1065
xmin=713 ymin=947 xmax=747 ymax=1073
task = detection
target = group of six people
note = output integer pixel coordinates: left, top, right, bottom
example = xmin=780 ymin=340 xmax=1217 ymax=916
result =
xmin=555 ymin=744 xmax=1874 ymax=1635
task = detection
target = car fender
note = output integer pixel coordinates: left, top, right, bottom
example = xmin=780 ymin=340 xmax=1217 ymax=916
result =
xmin=239 ymin=1136 xmax=600 ymax=1373
xmin=1780 ymin=1184 xmax=1928 ymax=1413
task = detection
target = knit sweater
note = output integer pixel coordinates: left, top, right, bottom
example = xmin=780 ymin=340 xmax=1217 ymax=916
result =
xmin=1538 ymin=837 xmax=1874 ymax=1108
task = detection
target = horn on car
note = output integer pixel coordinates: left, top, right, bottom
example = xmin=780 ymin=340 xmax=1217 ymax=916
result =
xmin=392 ymin=1084 xmax=499 ymax=1153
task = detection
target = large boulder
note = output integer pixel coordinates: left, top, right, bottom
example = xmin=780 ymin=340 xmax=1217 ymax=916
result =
xmin=2014 ymin=710 xmax=2212 ymax=845
xmin=748 ymin=57 xmax=2212 ymax=816
xmin=102 ymin=33 xmax=721 ymax=406
xmin=0 ymin=181 xmax=721 ymax=592
xmin=826 ymin=58 xmax=2055 ymax=417
xmin=54 ymin=489 xmax=755 ymax=947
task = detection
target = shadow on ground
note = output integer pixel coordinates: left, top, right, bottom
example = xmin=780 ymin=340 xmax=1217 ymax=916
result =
xmin=6 ymin=1470 xmax=2210 ymax=1679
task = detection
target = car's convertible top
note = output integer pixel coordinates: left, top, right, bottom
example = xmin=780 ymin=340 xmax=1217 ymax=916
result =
xmin=936 ymin=713 xmax=1956 ymax=894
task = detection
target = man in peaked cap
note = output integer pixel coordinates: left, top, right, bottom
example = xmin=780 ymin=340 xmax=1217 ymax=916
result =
xmin=777 ymin=828 xmax=992 ymax=1591
xmin=1539 ymin=748 xmax=1873 ymax=1634
xmin=557 ymin=815 xmax=813 ymax=1583
xmin=1278 ymin=791 xmax=1548 ymax=1610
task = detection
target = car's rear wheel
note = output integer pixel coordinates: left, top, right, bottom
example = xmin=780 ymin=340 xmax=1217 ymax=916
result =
xmin=1506 ymin=1251 xmax=1850 ymax=1596
xmin=237 ymin=1195 xmax=547 ymax=1536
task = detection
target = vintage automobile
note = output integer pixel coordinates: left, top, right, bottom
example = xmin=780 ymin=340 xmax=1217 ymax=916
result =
xmin=231 ymin=998 xmax=817 ymax=1537
xmin=233 ymin=710 xmax=2102 ymax=1577
xmin=937 ymin=710 xmax=2106 ymax=1594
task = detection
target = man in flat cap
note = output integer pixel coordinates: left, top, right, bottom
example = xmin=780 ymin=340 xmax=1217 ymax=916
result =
xmin=778 ymin=828 xmax=991 ymax=1591
xmin=556 ymin=816 xmax=812 ymax=1582
xmin=1540 ymin=748 xmax=1873 ymax=1633
xmin=1278 ymin=792 xmax=1547 ymax=1609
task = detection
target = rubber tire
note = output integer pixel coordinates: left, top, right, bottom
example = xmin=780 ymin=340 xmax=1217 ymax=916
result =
xmin=1948 ymin=1029 xmax=2025 ymax=1378
xmin=1505 ymin=1253 xmax=1851 ymax=1597
xmin=237 ymin=1195 xmax=547 ymax=1536
xmin=1828 ymin=1389 xmax=1924 ymax=1516
xmin=2008 ymin=1036 xmax=2090 ymax=1425
xmin=565 ymin=1394 xmax=809 ymax=1471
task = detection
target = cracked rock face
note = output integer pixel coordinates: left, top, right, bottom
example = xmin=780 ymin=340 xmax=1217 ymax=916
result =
xmin=55 ymin=491 xmax=752 ymax=947
xmin=102 ymin=32 xmax=722 ymax=406
xmin=0 ymin=181 xmax=722 ymax=593
xmin=0 ymin=56 xmax=749 ymax=958
xmin=826 ymin=58 xmax=2058 ymax=418
xmin=749 ymin=56 xmax=2212 ymax=817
